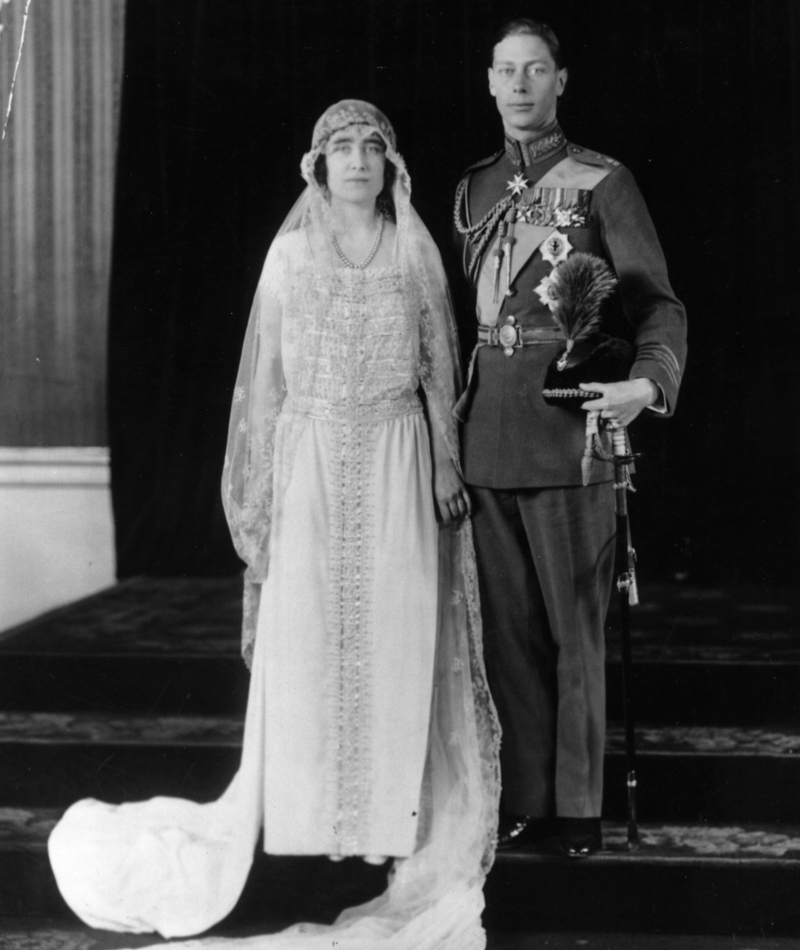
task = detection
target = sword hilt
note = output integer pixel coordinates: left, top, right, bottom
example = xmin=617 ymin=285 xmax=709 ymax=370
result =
xmin=611 ymin=426 xmax=638 ymax=466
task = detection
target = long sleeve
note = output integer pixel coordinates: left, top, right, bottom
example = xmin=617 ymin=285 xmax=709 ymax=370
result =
xmin=594 ymin=166 xmax=687 ymax=415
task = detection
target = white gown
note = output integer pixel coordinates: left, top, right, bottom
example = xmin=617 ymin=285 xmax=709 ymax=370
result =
xmin=48 ymin=230 xmax=501 ymax=949
xmin=249 ymin=236 xmax=440 ymax=857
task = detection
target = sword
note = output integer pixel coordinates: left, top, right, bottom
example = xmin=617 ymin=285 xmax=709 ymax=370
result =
xmin=611 ymin=426 xmax=639 ymax=850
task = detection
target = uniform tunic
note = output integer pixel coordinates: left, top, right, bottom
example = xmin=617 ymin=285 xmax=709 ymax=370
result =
xmin=455 ymin=125 xmax=687 ymax=817
xmin=458 ymin=132 xmax=686 ymax=489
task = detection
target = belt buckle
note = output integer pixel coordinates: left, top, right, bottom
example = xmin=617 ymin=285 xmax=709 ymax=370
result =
xmin=498 ymin=316 xmax=520 ymax=357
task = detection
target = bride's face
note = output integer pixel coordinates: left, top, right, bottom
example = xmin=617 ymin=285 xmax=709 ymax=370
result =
xmin=323 ymin=125 xmax=386 ymax=207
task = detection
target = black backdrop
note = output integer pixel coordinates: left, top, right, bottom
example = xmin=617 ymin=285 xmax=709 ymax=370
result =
xmin=109 ymin=0 xmax=800 ymax=586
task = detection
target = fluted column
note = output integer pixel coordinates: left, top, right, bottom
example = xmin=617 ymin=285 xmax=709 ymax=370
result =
xmin=0 ymin=0 xmax=125 ymax=446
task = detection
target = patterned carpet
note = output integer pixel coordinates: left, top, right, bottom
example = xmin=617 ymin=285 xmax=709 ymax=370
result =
xmin=5 ymin=712 xmax=800 ymax=759
xmin=2 ymin=578 xmax=799 ymax=941
xmin=0 ymin=925 xmax=167 ymax=950
xmin=0 ymin=712 xmax=244 ymax=745
xmin=0 ymin=578 xmax=243 ymax=656
xmin=605 ymin=584 xmax=800 ymax=662
xmin=605 ymin=724 xmax=800 ymax=756
xmin=0 ymin=925 xmax=797 ymax=950
xmin=3 ymin=806 xmax=798 ymax=863
xmin=2 ymin=577 xmax=799 ymax=662
xmin=602 ymin=824 xmax=800 ymax=859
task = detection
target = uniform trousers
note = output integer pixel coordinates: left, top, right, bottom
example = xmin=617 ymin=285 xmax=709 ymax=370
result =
xmin=469 ymin=482 xmax=615 ymax=818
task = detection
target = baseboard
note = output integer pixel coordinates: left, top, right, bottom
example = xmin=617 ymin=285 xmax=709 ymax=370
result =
xmin=0 ymin=447 xmax=116 ymax=632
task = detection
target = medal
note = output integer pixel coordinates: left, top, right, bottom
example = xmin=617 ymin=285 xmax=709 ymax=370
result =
xmin=506 ymin=173 xmax=530 ymax=197
xmin=540 ymin=231 xmax=573 ymax=267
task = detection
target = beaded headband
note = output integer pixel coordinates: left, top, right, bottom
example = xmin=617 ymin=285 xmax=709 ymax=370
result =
xmin=301 ymin=100 xmax=397 ymax=185
xmin=310 ymin=100 xmax=396 ymax=151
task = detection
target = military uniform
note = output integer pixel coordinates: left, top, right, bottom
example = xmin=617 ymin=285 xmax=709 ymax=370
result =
xmin=454 ymin=122 xmax=687 ymax=820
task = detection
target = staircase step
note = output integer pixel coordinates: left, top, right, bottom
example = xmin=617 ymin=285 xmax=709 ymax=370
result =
xmin=605 ymin=585 xmax=800 ymax=725
xmin=605 ymin=659 xmax=800 ymax=726
xmin=3 ymin=714 xmax=800 ymax=823
xmin=0 ymin=577 xmax=247 ymax=716
xmin=604 ymin=724 xmax=800 ymax=823
xmin=0 ymin=807 xmax=66 ymax=918
xmin=607 ymin=584 xmax=800 ymax=649
xmin=4 ymin=580 xmax=799 ymax=938
xmin=3 ymin=580 xmax=799 ymax=723
xmin=0 ymin=712 xmax=242 ymax=807
xmin=0 ymin=652 xmax=248 ymax=715
xmin=5 ymin=808 xmax=800 ymax=935
xmin=485 ymin=821 xmax=800 ymax=936
xmin=5 ymin=649 xmax=796 ymax=725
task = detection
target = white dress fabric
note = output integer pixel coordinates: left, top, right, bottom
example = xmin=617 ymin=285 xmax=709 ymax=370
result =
xmin=251 ymin=235 xmax=440 ymax=858
xmin=48 ymin=100 xmax=500 ymax=950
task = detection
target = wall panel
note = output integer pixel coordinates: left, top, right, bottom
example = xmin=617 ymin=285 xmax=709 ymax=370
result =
xmin=0 ymin=0 xmax=125 ymax=446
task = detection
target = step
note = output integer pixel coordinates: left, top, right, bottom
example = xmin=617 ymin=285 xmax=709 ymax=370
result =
xmin=0 ymin=807 xmax=66 ymax=918
xmin=0 ymin=651 xmax=249 ymax=715
xmin=604 ymin=724 xmax=800 ymax=823
xmin=4 ymin=647 xmax=796 ymax=726
xmin=0 ymin=712 xmax=242 ymax=807
xmin=0 ymin=577 xmax=244 ymax=655
xmin=5 ymin=808 xmax=800 ymax=935
xmin=607 ymin=584 xmax=800 ymax=648
xmin=3 ymin=926 xmax=798 ymax=950
xmin=4 ymin=714 xmax=800 ymax=824
xmin=605 ymin=659 xmax=800 ymax=726
xmin=0 ymin=577 xmax=248 ymax=716
xmin=605 ymin=583 xmax=800 ymax=725
xmin=484 ymin=821 xmax=800 ymax=936
xmin=3 ymin=580 xmax=799 ymax=722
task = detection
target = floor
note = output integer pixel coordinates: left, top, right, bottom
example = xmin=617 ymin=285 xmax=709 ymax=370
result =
xmin=2 ymin=577 xmax=800 ymax=947
xmin=0 ymin=922 xmax=797 ymax=950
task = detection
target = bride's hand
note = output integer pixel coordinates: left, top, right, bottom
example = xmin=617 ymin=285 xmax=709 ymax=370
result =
xmin=433 ymin=458 xmax=471 ymax=525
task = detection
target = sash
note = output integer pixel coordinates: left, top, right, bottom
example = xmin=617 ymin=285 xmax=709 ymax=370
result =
xmin=475 ymin=155 xmax=612 ymax=327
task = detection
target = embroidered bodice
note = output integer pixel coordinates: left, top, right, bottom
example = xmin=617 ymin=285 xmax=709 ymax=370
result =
xmin=278 ymin=244 xmax=419 ymax=422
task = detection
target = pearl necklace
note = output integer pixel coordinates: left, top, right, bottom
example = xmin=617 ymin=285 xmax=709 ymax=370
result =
xmin=329 ymin=214 xmax=385 ymax=269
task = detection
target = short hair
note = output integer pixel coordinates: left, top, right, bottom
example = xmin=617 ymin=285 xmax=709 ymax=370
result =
xmin=492 ymin=18 xmax=564 ymax=69
xmin=313 ymin=152 xmax=397 ymax=218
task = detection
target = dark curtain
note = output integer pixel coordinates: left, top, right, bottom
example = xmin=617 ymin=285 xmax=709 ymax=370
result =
xmin=109 ymin=0 xmax=800 ymax=585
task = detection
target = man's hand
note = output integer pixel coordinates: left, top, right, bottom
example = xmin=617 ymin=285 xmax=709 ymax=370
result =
xmin=579 ymin=378 xmax=658 ymax=428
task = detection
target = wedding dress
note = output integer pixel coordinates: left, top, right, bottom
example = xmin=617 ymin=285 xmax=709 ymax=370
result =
xmin=48 ymin=100 xmax=500 ymax=950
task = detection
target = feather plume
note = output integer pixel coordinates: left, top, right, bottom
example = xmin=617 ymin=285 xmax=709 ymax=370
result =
xmin=549 ymin=253 xmax=618 ymax=342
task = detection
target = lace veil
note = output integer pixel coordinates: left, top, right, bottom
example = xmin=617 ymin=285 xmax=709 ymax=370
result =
xmin=222 ymin=101 xmax=464 ymax=665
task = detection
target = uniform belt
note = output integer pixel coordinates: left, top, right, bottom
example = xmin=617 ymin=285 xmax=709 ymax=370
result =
xmin=478 ymin=325 xmax=565 ymax=348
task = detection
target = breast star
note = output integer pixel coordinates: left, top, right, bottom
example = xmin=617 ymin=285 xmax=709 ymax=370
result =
xmin=506 ymin=173 xmax=530 ymax=197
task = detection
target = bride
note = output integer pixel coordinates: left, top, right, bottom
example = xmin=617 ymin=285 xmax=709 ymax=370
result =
xmin=48 ymin=100 xmax=500 ymax=950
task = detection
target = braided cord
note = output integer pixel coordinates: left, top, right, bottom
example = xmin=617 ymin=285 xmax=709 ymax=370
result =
xmin=454 ymin=178 xmax=514 ymax=284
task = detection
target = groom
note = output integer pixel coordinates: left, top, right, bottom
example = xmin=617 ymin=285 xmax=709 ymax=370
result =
xmin=453 ymin=19 xmax=686 ymax=856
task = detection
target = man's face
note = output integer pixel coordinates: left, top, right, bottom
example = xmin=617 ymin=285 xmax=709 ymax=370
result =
xmin=488 ymin=34 xmax=568 ymax=138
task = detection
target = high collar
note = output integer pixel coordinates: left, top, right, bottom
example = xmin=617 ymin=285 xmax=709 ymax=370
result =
xmin=504 ymin=120 xmax=566 ymax=169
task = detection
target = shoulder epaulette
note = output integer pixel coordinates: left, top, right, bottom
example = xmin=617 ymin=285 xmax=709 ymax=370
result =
xmin=458 ymin=149 xmax=504 ymax=181
xmin=566 ymin=143 xmax=622 ymax=169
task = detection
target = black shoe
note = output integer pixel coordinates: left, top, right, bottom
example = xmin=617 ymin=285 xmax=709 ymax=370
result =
xmin=496 ymin=815 xmax=555 ymax=850
xmin=559 ymin=818 xmax=602 ymax=858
